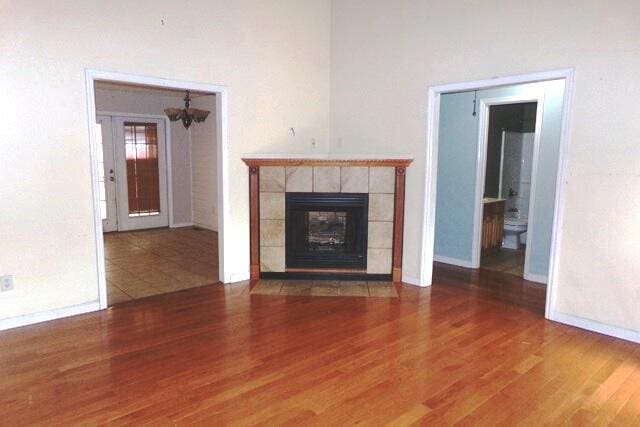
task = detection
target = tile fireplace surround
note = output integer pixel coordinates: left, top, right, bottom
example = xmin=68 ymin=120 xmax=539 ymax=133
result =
xmin=242 ymin=155 xmax=413 ymax=282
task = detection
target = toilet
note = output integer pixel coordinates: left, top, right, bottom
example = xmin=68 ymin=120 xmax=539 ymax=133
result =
xmin=503 ymin=214 xmax=527 ymax=249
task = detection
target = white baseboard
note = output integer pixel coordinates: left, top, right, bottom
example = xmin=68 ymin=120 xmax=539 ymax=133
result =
xmin=0 ymin=301 xmax=101 ymax=332
xmin=524 ymin=272 xmax=547 ymax=284
xmin=433 ymin=255 xmax=475 ymax=269
xmin=401 ymin=274 xmax=428 ymax=287
xmin=223 ymin=271 xmax=251 ymax=284
xmin=170 ymin=222 xmax=194 ymax=228
xmin=549 ymin=311 xmax=640 ymax=344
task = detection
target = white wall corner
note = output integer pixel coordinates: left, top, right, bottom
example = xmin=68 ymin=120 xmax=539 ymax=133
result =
xmin=524 ymin=272 xmax=547 ymax=284
xmin=549 ymin=311 xmax=640 ymax=344
xmin=401 ymin=274 xmax=428 ymax=287
xmin=224 ymin=271 xmax=251 ymax=284
xmin=433 ymin=255 xmax=475 ymax=269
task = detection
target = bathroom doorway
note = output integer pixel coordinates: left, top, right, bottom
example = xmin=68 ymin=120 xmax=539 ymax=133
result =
xmin=478 ymin=101 xmax=538 ymax=278
xmin=432 ymin=77 xmax=567 ymax=290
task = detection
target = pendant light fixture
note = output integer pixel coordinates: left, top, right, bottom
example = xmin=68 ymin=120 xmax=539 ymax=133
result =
xmin=164 ymin=90 xmax=210 ymax=129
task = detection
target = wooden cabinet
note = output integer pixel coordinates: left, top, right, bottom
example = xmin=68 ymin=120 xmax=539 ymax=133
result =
xmin=482 ymin=200 xmax=505 ymax=253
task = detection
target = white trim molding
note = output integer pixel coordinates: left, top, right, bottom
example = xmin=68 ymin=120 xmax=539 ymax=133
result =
xmin=401 ymin=274 xmax=423 ymax=287
xmin=419 ymin=67 xmax=576 ymax=325
xmin=549 ymin=311 xmax=640 ymax=344
xmin=171 ymin=222 xmax=194 ymax=228
xmin=433 ymin=255 xmax=475 ymax=269
xmin=524 ymin=272 xmax=547 ymax=284
xmin=471 ymin=94 xmax=546 ymax=277
xmin=0 ymin=302 xmax=101 ymax=332
xmin=85 ymin=69 xmax=234 ymax=310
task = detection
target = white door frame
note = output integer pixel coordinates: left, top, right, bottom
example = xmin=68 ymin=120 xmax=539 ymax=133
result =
xmin=472 ymin=95 xmax=545 ymax=285
xmin=96 ymin=115 xmax=118 ymax=232
xmin=85 ymin=69 xmax=232 ymax=309
xmin=98 ymin=111 xmax=176 ymax=229
xmin=418 ymin=68 xmax=575 ymax=320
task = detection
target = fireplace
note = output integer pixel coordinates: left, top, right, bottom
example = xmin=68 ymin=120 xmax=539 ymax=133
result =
xmin=285 ymin=192 xmax=368 ymax=270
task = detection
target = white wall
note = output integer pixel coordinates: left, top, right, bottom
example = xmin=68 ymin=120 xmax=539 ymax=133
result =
xmin=190 ymin=95 xmax=218 ymax=230
xmin=329 ymin=0 xmax=640 ymax=335
xmin=0 ymin=0 xmax=331 ymax=321
xmin=94 ymin=85 xmax=194 ymax=225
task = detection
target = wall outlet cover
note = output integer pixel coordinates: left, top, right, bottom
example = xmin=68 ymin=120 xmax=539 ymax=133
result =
xmin=0 ymin=275 xmax=14 ymax=292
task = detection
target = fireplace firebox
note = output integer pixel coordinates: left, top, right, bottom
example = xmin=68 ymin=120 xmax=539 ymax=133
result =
xmin=285 ymin=193 xmax=368 ymax=270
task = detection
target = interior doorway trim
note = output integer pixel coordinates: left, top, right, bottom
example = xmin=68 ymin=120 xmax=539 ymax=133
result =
xmin=472 ymin=94 xmax=546 ymax=284
xmin=419 ymin=68 xmax=575 ymax=320
xmin=85 ymin=69 xmax=231 ymax=309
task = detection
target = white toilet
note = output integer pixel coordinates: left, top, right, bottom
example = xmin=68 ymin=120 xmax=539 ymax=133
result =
xmin=503 ymin=214 xmax=527 ymax=250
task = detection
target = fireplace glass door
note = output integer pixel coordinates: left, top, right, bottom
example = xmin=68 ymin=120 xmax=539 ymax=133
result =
xmin=286 ymin=193 xmax=368 ymax=269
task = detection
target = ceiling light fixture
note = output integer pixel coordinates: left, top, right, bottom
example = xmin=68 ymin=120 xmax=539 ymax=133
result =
xmin=164 ymin=90 xmax=210 ymax=129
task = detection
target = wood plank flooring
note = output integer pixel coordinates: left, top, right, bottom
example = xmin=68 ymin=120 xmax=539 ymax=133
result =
xmin=0 ymin=264 xmax=638 ymax=425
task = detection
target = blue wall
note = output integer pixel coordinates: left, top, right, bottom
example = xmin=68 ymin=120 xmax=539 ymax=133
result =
xmin=434 ymin=80 xmax=565 ymax=278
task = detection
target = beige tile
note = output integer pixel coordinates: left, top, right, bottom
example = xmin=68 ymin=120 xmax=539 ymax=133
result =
xmin=260 ymin=246 xmax=285 ymax=272
xmin=260 ymin=219 xmax=285 ymax=247
xmin=285 ymin=166 xmax=313 ymax=192
xmin=259 ymin=192 xmax=285 ymax=219
xmin=367 ymin=248 xmax=392 ymax=274
xmin=259 ymin=167 xmax=285 ymax=192
xmin=313 ymin=167 xmax=340 ymax=192
xmin=281 ymin=282 xmax=313 ymax=296
xmin=310 ymin=285 xmax=340 ymax=296
xmin=340 ymin=167 xmax=369 ymax=193
xmin=369 ymin=193 xmax=395 ymax=221
xmin=338 ymin=282 xmax=370 ymax=297
xmin=251 ymin=280 xmax=283 ymax=295
xmin=107 ymin=285 xmax=132 ymax=305
xmin=367 ymin=282 xmax=398 ymax=298
xmin=369 ymin=167 xmax=395 ymax=193
xmin=368 ymin=221 xmax=393 ymax=249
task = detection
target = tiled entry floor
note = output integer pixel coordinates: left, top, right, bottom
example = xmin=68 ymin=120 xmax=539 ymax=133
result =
xmin=251 ymin=280 xmax=398 ymax=298
xmin=480 ymin=248 xmax=525 ymax=277
xmin=104 ymin=227 xmax=218 ymax=305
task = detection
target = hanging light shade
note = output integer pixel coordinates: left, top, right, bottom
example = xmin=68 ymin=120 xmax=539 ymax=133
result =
xmin=164 ymin=90 xmax=210 ymax=129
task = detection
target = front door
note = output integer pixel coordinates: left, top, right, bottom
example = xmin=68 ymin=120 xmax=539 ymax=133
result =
xmin=113 ymin=117 xmax=169 ymax=231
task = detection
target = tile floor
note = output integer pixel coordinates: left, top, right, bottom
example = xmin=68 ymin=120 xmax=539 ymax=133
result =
xmin=104 ymin=227 xmax=218 ymax=305
xmin=480 ymin=248 xmax=525 ymax=277
xmin=251 ymin=280 xmax=398 ymax=298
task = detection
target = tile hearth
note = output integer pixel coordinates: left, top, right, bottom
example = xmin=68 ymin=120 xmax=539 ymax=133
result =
xmin=250 ymin=280 xmax=398 ymax=298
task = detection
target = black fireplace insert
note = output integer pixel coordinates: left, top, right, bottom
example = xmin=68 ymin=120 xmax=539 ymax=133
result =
xmin=285 ymin=192 xmax=368 ymax=270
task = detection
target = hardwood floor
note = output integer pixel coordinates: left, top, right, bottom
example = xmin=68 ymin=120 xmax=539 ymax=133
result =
xmin=1 ymin=265 xmax=639 ymax=425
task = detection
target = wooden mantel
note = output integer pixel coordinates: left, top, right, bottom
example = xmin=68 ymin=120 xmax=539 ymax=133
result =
xmin=242 ymin=156 xmax=413 ymax=168
xmin=242 ymin=155 xmax=413 ymax=282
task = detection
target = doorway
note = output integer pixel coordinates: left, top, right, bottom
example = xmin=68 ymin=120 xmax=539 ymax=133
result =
xmin=85 ymin=70 xmax=231 ymax=309
xmin=97 ymin=114 xmax=169 ymax=232
xmin=421 ymin=69 xmax=575 ymax=318
xmin=477 ymin=101 xmax=539 ymax=279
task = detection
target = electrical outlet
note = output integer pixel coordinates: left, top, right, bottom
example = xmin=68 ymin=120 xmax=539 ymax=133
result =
xmin=0 ymin=275 xmax=14 ymax=292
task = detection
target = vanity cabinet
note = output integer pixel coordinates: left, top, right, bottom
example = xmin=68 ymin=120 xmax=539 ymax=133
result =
xmin=482 ymin=200 xmax=505 ymax=253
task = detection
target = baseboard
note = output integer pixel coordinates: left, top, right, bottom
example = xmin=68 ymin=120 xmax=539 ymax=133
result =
xmin=224 ymin=271 xmax=251 ymax=284
xmin=433 ymin=255 xmax=474 ymax=269
xmin=402 ymin=274 xmax=427 ymax=287
xmin=193 ymin=222 xmax=217 ymax=232
xmin=170 ymin=222 xmax=194 ymax=228
xmin=0 ymin=301 xmax=101 ymax=332
xmin=549 ymin=310 xmax=640 ymax=344
xmin=524 ymin=272 xmax=547 ymax=284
